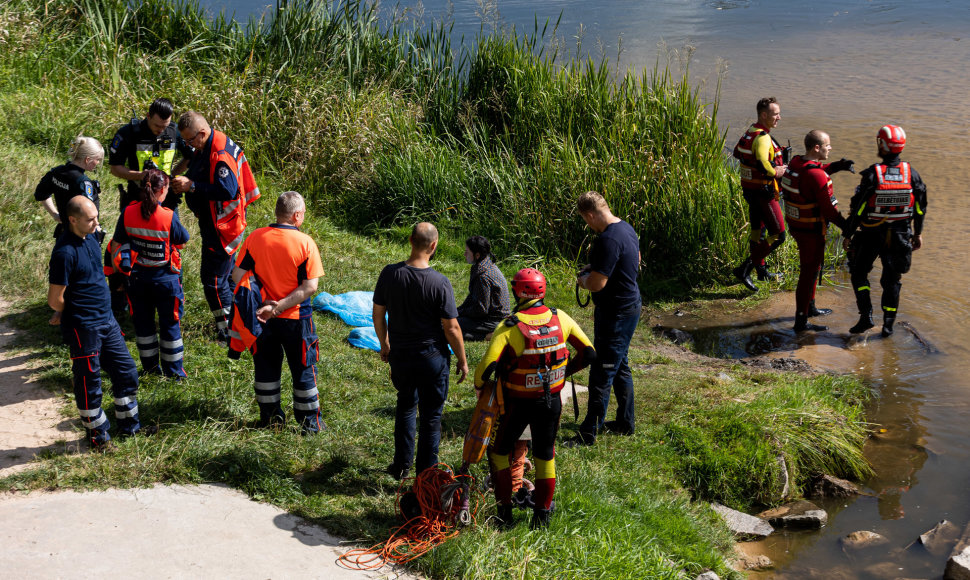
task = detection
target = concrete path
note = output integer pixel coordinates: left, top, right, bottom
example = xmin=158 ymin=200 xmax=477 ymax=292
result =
xmin=0 ymin=484 xmax=416 ymax=579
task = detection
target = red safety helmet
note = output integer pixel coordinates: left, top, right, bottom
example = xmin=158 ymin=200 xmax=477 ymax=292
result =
xmin=511 ymin=268 xmax=546 ymax=300
xmin=877 ymin=125 xmax=906 ymax=155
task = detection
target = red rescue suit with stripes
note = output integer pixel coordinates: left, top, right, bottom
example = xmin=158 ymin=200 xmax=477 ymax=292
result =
xmin=781 ymin=156 xmax=847 ymax=315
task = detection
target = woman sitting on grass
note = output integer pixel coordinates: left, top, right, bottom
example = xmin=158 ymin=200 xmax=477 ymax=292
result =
xmin=457 ymin=235 xmax=511 ymax=341
xmin=111 ymin=169 xmax=190 ymax=379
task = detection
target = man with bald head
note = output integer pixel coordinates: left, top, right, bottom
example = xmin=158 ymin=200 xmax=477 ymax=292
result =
xmin=373 ymin=222 xmax=468 ymax=480
xmin=172 ymin=111 xmax=260 ymax=343
xmin=48 ymin=197 xmax=146 ymax=452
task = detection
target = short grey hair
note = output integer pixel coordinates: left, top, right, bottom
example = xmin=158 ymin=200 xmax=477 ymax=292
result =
xmin=276 ymin=191 xmax=305 ymax=220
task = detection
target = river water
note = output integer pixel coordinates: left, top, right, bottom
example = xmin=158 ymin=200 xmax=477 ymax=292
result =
xmin=206 ymin=0 xmax=970 ymax=576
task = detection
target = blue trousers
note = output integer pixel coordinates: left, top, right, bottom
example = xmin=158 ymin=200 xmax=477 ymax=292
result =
xmin=129 ymin=269 xmax=185 ymax=378
xmin=64 ymin=318 xmax=140 ymax=444
xmin=579 ymin=301 xmax=641 ymax=440
xmin=200 ymin=246 xmax=235 ymax=331
xmin=253 ymin=317 xmax=323 ymax=433
xmin=389 ymin=344 xmax=450 ymax=473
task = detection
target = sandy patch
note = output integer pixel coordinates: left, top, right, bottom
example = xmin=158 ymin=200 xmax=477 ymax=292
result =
xmin=0 ymin=301 xmax=82 ymax=477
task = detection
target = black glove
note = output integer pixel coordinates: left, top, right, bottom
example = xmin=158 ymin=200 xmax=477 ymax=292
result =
xmin=163 ymin=190 xmax=183 ymax=210
xmin=826 ymin=158 xmax=855 ymax=175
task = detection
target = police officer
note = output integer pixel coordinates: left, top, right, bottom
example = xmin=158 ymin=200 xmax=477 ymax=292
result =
xmin=48 ymin=197 xmax=149 ymax=451
xmin=843 ymin=125 xmax=927 ymax=337
xmin=474 ymin=268 xmax=594 ymax=529
xmin=780 ymin=130 xmax=854 ymax=332
xmin=732 ymin=97 xmax=789 ymax=290
xmin=111 ymin=169 xmax=190 ymax=379
xmin=171 ymin=111 xmax=260 ymax=342
xmin=108 ymin=98 xmax=192 ymax=210
xmin=231 ymin=192 xmax=325 ymax=434
xmin=35 ymin=136 xmax=104 ymax=241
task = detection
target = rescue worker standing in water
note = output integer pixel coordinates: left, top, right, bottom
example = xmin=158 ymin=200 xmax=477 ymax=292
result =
xmin=111 ymin=169 xmax=190 ymax=379
xmin=474 ymin=268 xmax=595 ymax=529
xmin=843 ymin=125 xmax=927 ymax=337
xmin=780 ymin=130 xmax=854 ymax=332
xmin=171 ymin=111 xmax=260 ymax=343
xmin=732 ymin=97 xmax=789 ymax=290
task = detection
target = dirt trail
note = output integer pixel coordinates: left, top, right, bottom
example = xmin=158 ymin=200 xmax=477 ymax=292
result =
xmin=0 ymin=301 xmax=81 ymax=477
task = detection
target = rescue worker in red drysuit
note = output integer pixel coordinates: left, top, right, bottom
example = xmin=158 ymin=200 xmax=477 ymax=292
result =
xmin=474 ymin=268 xmax=595 ymax=529
xmin=780 ymin=130 xmax=854 ymax=332
xmin=171 ymin=111 xmax=260 ymax=344
xmin=842 ymin=125 xmax=927 ymax=337
xmin=111 ymin=169 xmax=190 ymax=378
xmin=231 ymin=191 xmax=325 ymax=434
xmin=732 ymin=97 xmax=789 ymax=290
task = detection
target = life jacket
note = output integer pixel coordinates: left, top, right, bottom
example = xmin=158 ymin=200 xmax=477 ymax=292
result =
xmin=501 ymin=307 xmax=570 ymax=399
xmin=861 ymin=162 xmax=914 ymax=225
xmin=228 ymin=272 xmax=264 ymax=359
xmin=781 ymin=158 xmax=835 ymax=233
xmin=733 ymin=124 xmax=784 ymax=191
xmin=122 ymin=203 xmax=181 ymax=273
xmin=208 ymin=130 xmax=261 ymax=254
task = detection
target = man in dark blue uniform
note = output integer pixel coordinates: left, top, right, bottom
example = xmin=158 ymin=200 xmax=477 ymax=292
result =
xmin=171 ymin=111 xmax=256 ymax=342
xmin=567 ymin=191 xmax=642 ymax=447
xmin=108 ymin=98 xmax=192 ymax=210
xmin=48 ymin=197 xmax=149 ymax=452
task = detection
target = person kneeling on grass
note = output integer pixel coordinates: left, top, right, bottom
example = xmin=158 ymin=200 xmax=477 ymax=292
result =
xmin=456 ymin=235 xmax=511 ymax=341
xmin=474 ymin=268 xmax=595 ymax=529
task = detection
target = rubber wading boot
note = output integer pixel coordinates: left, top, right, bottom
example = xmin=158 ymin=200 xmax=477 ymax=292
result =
xmin=807 ymin=300 xmax=833 ymax=317
xmin=882 ymin=314 xmax=896 ymax=337
xmin=850 ymin=311 xmax=875 ymax=334
xmin=496 ymin=504 xmax=515 ymax=530
xmin=755 ymin=264 xmax=783 ymax=282
xmin=793 ymin=313 xmax=827 ymax=332
xmin=732 ymin=259 xmax=758 ymax=292
xmin=530 ymin=508 xmax=552 ymax=530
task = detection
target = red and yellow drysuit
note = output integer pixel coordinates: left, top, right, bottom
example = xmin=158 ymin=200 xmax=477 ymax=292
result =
xmin=734 ymin=123 xmax=787 ymax=265
xmin=781 ymin=155 xmax=846 ymax=316
xmin=473 ymin=303 xmax=594 ymax=518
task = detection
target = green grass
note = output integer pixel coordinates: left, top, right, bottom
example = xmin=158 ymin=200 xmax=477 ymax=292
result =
xmin=0 ymin=1 xmax=868 ymax=577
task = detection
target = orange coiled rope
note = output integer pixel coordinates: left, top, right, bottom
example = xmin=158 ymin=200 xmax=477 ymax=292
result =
xmin=337 ymin=463 xmax=482 ymax=571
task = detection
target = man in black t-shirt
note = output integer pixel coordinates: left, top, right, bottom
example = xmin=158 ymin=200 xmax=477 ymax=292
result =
xmin=567 ymin=191 xmax=642 ymax=447
xmin=108 ymin=98 xmax=192 ymax=210
xmin=373 ymin=222 xmax=469 ymax=480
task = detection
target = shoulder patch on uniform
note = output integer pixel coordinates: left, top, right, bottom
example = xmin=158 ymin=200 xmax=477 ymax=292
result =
xmin=110 ymin=134 xmax=123 ymax=154
xmin=84 ymin=181 xmax=93 ymax=198
xmin=218 ymin=166 xmax=230 ymax=179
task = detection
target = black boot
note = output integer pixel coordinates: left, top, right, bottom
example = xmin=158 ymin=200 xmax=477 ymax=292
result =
xmin=794 ymin=313 xmax=827 ymax=332
xmin=882 ymin=314 xmax=896 ymax=337
xmin=755 ymin=264 xmax=783 ymax=282
xmin=849 ymin=311 xmax=875 ymax=334
xmin=495 ymin=504 xmax=515 ymax=530
xmin=530 ymin=508 xmax=552 ymax=529
xmin=807 ymin=300 xmax=832 ymax=317
xmin=732 ymin=259 xmax=758 ymax=292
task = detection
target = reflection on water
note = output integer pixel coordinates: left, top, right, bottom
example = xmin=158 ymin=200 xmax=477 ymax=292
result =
xmin=196 ymin=0 xmax=970 ymax=575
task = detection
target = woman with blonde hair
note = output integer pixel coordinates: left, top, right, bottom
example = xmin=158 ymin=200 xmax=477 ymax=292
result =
xmin=111 ymin=168 xmax=190 ymax=379
xmin=34 ymin=136 xmax=104 ymax=239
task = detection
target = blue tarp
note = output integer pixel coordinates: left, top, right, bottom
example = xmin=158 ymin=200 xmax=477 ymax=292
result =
xmin=312 ymin=291 xmax=381 ymax=352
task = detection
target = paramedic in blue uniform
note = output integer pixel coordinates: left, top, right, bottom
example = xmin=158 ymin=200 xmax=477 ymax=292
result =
xmin=48 ymin=196 xmax=146 ymax=451
xmin=231 ymin=191 xmax=325 ymax=434
xmin=111 ymin=169 xmax=190 ymax=378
